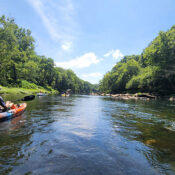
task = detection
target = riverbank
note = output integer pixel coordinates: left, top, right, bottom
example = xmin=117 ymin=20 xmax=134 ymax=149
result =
xmin=94 ymin=93 xmax=175 ymax=101
xmin=111 ymin=93 xmax=157 ymax=100
xmin=0 ymin=85 xmax=58 ymax=95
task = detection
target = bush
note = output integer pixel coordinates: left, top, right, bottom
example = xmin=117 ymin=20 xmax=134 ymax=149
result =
xmin=19 ymin=80 xmax=39 ymax=89
xmin=126 ymin=66 xmax=158 ymax=92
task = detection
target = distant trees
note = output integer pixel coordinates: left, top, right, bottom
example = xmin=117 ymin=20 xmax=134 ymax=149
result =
xmin=100 ymin=25 xmax=175 ymax=95
xmin=0 ymin=15 xmax=97 ymax=94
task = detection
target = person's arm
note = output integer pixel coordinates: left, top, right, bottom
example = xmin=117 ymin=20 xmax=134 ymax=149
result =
xmin=0 ymin=96 xmax=7 ymax=109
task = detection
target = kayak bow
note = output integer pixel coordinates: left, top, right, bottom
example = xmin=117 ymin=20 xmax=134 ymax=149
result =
xmin=0 ymin=103 xmax=27 ymax=122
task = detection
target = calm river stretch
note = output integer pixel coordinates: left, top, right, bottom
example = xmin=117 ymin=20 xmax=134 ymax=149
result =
xmin=0 ymin=95 xmax=175 ymax=175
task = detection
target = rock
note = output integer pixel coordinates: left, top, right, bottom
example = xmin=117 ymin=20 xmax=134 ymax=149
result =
xmin=145 ymin=139 xmax=156 ymax=145
xmin=169 ymin=97 xmax=175 ymax=101
xmin=136 ymin=93 xmax=156 ymax=99
xmin=110 ymin=93 xmax=157 ymax=100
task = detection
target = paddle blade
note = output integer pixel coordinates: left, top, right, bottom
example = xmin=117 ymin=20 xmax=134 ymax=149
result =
xmin=22 ymin=95 xmax=35 ymax=101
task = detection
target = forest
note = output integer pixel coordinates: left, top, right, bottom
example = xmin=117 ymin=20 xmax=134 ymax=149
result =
xmin=1 ymin=15 xmax=175 ymax=96
xmin=99 ymin=25 xmax=175 ymax=95
xmin=0 ymin=15 xmax=97 ymax=94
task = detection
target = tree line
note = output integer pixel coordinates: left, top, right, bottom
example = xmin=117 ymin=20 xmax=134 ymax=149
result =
xmin=0 ymin=15 xmax=97 ymax=94
xmin=99 ymin=25 xmax=175 ymax=95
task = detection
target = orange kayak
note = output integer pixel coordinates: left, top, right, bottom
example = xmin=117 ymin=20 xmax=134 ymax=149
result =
xmin=0 ymin=103 xmax=27 ymax=122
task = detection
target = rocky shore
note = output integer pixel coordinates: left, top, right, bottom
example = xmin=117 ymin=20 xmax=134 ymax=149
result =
xmin=110 ymin=93 xmax=156 ymax=100
xmin=91 ymin=92 xmax=175 ymax=101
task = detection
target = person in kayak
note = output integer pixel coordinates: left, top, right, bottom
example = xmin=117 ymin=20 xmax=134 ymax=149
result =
xmin=0 ymin=96 xmax=15 ymax=112
xmin=0 ymin=96 xmax=7 ymax=112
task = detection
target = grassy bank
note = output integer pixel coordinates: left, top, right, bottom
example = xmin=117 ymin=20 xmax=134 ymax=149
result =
xmin=0 ymin=85 xmax=58 ymax=95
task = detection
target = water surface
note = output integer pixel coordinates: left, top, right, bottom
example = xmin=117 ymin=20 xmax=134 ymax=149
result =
xmin=0 ymin=95 xmax=175 ymax=175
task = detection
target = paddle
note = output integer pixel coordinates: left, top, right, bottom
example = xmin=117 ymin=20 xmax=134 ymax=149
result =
xmin=14 ymin=95 xmax=35 ymax=102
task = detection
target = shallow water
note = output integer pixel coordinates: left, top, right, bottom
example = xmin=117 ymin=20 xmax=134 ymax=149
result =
xmin=0 ymin=95 xmax=175 ymax=175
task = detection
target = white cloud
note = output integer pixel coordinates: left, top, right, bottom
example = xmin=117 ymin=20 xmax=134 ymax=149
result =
xmin=82 ymin=72 xmax=103 ymax=78
xmin=61 ymin=41 xmax=72 ymax=51
xmin=104 ymin=50 xmax=113 ymax=57
xmin=27 ymin=0 xmax=77 ymax=50
xmin=55 ymin=53 xmax=102 ymax=69
xmin=104 ymin=49 xmax=124 ymax=61
xmin=81 ymin=72 xmax=103 ymax=84
xmin=112 ymin=49 xmax=124 ymax=60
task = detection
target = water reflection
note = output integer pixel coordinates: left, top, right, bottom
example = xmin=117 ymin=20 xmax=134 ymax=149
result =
xmin=0 ymin=114 xmax=32 ymax=174
xmin=0 ymin=95 xmax=175 ymax=174
xmin=105 ymin=98 xmax=175 ymax=174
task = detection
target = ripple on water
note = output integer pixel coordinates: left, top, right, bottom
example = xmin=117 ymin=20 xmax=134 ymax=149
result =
xmin=0 ymin=96 xmax=175 ymax=175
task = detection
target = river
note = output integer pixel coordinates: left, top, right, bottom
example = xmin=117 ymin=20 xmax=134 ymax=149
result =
xmin=0 ymin=95 xmax=175 ymax=175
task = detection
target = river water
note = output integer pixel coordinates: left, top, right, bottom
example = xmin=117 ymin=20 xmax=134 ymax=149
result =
xmin=0 ymin=95 xmax=175 ymax=175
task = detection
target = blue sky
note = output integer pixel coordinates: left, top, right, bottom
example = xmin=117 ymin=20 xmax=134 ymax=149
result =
xmin=0 ymin=0 xmax=175 ymax=84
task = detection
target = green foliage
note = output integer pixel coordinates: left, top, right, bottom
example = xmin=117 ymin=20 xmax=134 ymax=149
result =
xmin=0 ymin=15 xmax=96 ymax=94
xmin=100 ymin=25 xmax=175 ymax=95
xmin=126 ymin=66 xmax=158 ymax=91
xmin=19 ymin=80 xmax=39 ymax=89
xmin=99 ymin=57 xmax=140 ymax=93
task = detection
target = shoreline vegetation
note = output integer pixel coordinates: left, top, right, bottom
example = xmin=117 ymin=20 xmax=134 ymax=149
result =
xmin=0 ymin=15 xmax=98 ymax=95
xmin=1 ymin=15 xmax=175 ymax=97
xmin=99 ymin=25 xmax=175 ymax=97
xmin=0 ymin=85 xmax=58 ymax=95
